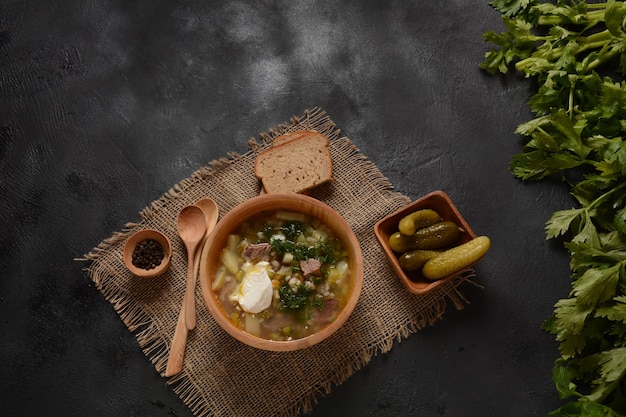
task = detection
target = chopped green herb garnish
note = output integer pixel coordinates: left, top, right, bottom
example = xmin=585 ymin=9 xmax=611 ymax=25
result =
xmin=270 ymin=236 xmax=340 ymax=265
xmin=314 ymin=240 xmax=339 ymax=265
xmin=280 ymin=221 xmax=304 ymax=241
xmin=261 ymin=223 xmax=274 ymax=242
xmin=313 ymin=294 xmax=325 ymax=311
xmin=270 ymin=238 xmax=313 ymax=260
xmin=278 ymin=283 xmax=325 ymax=324
xmin=278 ymin=283 xmax=312 ymax=311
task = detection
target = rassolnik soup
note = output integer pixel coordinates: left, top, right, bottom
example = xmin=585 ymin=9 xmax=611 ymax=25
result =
xmin=211 ymin=210 xmax=352 ymax=341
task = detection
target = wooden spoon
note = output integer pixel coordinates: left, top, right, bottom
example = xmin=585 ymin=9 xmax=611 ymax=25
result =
xmin=186 ymin=198 xmax=219 ymax=330
xmin=163 ymin=205 xmax=205 ymax=377
xmin=164 ymin=200 xmax=219 ymax=377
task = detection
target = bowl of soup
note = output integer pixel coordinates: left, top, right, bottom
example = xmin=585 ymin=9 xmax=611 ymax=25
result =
xmin=199 ymin=193 xmax=364 ymax=351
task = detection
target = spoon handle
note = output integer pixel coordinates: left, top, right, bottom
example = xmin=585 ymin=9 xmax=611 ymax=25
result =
xmin=165 ymin=296 xmax=188 ymax=377
xmin=184 ymin=250 xmax=196 ymax=330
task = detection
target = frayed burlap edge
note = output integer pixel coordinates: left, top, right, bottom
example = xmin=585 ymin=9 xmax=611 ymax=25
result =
xmin=78 ymin=107 xmax=481 ymax=417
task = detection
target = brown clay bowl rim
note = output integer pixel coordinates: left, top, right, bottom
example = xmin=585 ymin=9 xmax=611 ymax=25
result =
xmin=374 ymin=190 xmax=477 ymax=295
xmin=123 ymin=228 xmax=172 ymax=278
xmin=199 ymin=193 xmax=364 ymax=351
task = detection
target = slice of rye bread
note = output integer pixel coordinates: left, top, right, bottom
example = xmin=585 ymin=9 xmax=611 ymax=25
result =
xmin=254 ymin=130 xmax=333 ymax=194
xmin=259 ymin=130 xmax=320 ymax=194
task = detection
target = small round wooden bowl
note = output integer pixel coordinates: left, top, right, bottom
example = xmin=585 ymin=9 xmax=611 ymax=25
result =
xmin=123 ymin=229 xmax=172 ymax=278
xmin=199 ymin=193 xmax=364 ymax=351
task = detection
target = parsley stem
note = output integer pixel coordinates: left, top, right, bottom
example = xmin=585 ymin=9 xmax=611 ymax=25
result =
xmin=546 ymin=31 xmax=613 ymax=60
xmin=578 ymin=30 xmax=614 ymax=46
xmin=586 ymin=46 xmax=621 ymax=72
xmin=587 ymin=181 xmax=626 ymax=211
xmin=537 ymin=9 xmax=605 ymax=26
xmin=568 ymin=78 xmax=575 ymax=118
xmin=515 ymin=29 xmax=615 ymax=75
xmin=587 ymin=362 xmax=626 ymax=410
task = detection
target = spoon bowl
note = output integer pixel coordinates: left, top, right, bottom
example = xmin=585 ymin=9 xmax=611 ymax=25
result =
xmin=196 ymin=198 xmax=219 ymax=236
xmin=177 ymin=205 xmax=207 ymax=327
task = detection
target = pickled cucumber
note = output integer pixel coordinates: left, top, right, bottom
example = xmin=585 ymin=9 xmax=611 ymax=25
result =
xmin=398 ymin=209 xmax=441 ymax=235
xmin=422 ymin=236 xmax=491 ymax=280
xmin=388 ymin=221 xmax=461 ymax=252
xmin=398 ymin=249 xmax=442 ymax=272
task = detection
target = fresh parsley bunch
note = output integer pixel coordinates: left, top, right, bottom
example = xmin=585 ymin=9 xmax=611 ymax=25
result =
xmin=482 ymin=1 xmax=626 ymax=415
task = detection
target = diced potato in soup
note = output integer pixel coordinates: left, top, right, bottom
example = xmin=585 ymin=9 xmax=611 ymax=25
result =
xmin=212 ymin=210 xmax=352 ymax=341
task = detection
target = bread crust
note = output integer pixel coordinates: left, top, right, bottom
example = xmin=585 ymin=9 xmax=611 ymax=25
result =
xmin=272 ymin=130 xmax=315 ymax=146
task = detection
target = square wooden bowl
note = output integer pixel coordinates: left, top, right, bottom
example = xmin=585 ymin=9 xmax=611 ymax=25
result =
xmin=374 ymin=190 xmax=476 ymax=295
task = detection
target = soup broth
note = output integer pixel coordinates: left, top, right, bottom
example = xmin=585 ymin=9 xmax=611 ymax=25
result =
xmin=211 ymin=210 xmax=352 ymax=341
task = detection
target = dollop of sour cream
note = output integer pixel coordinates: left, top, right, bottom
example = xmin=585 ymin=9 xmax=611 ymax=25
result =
xmin=230 ymin=261 xmax=273 ymax=314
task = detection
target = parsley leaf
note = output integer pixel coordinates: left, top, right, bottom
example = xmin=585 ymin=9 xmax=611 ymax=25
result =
xmin=572 ymin=263 xmax=622 ymax=307
xmin=546 ymin=208 xmax=585 ymax=239
xmin=489 ymin=0 xmax=533 ymax=18
xmin=552 ymin=358 xmax=580 ymax=400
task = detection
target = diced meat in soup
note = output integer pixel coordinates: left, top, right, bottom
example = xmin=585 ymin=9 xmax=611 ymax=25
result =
xmin=300 ymin=258 xmax=322 ymax=277
xmin=243 ymin=242 xmax=271 ymax=261
xmin=312 ymin=298 xmax=339 ymax=323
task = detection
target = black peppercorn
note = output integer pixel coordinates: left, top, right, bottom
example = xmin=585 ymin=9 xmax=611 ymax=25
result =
xmin=132 ymin=238 xmax=165 ymax=270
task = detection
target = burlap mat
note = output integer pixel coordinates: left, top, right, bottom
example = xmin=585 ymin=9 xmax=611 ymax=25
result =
xmin=82 ymin=107 xmax=475 ymax=417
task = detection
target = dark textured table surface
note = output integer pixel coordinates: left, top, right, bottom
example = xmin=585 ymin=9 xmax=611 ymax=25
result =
xmin=2 ymin=1 xmax=574 ymax=416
